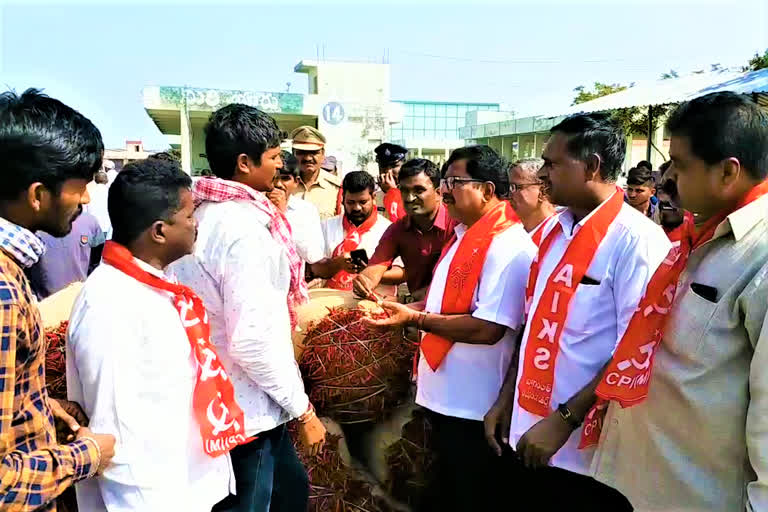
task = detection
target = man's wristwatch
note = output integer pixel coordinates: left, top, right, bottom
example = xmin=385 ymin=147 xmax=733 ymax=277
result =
xmin=557 ymin=403 xmax=582 ymax=429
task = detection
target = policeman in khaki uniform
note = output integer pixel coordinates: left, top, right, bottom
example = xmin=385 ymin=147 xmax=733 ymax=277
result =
xmin=290 ymin=126 xmax=342 ymax=220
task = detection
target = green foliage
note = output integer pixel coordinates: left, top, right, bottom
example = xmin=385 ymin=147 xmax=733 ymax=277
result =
xmin=744 ymin=49 xmax=768 ymax=71
xmin=660 ymin=69 xmax=679 ymax=80
xmin=572 ymin=82 xmax=628 ymax=105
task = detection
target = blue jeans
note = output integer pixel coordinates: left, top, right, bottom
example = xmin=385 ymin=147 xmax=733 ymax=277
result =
xmin=213 ymin=424 xmax=309 ymax=512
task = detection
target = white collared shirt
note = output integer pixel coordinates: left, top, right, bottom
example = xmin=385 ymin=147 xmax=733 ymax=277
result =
xmin=171 ymin=200 xmax=310 ymax=436
xmin=321 ymin=213 xmax=403 ymax=295
xmin=85 ymin=181 xmax=112 ymax=237
xmin=592 ymin=194 xmax=768 ymax=511
xmin=510 ymin=201 xmax=671 ymax=476
xmin=416 ymin=222 xmax=537 ymax=421
xmin=285 ymin=195 xmax=324 ymax=264
xmin=67 ymin=260 xmax=231 ymax=512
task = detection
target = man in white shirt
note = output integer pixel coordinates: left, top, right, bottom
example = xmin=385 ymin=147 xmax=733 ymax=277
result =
xmin=67 ymin=158 xmax=232 ymax=511
xmin=171 ymin=103 xmax=325 ymax=512
xmin=268 ymin=151 xmax=324 ymax=266
xmin=367 ymin=145 xmax=536 ymax=512
xmin=485 ymin=113 xmax=671 ymax=509
xmin=310 ymin=171 xmax=403 ymax=296
xmin=85 ymin=170 xmax=111 ymax=238
xmin=592 ymin=93 xmax=768 ymax=511
xmin=103 ymin=159 xmax=118 ymax=186
xmin=507 ymin=158 xmax=557 ymax=240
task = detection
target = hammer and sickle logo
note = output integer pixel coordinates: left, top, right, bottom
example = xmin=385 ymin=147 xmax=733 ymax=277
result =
xmin=199 ymin=347 xmax=227 ymax=382
xmin=207 ymin=394 xmax=239 ymax=435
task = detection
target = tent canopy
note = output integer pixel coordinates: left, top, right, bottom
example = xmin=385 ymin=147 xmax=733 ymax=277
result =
xmin=546 ymin=68 xmax=768 ymax=117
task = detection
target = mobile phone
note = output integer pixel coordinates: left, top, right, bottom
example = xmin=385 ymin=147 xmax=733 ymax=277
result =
xmin=350 ymin=249 xmax=368 ymax=266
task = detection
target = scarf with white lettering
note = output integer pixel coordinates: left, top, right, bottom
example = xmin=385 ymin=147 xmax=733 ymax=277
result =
xmin=518 ymin=188 xmax=624 ymax=417
xmin=421 ymin=201 xmax=519 ymax=370
xmin=579 ymin=180 xmax=768 ymax=448
xmin=102 ymin=241 xmax=249 ymax=457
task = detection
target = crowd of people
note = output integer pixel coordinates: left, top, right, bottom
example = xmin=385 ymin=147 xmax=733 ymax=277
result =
xmin=1 ymin=86 xmax=768 ymax=512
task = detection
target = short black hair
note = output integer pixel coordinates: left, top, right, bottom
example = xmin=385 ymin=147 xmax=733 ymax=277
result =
xmin=147 ymin=151 xmax=177 ymax=162
xmin=398 ymin=158 xmax=440 ymax=188
xmin=659 ymin=160 xmax=672 ymax=175
xmin=0 ymin=88 xmax=104 ymax=201
xmin=445 ymin=145 xmax=510 ymax=198
xmin=342 ymin=171 xmax=375 ymax=196
xmin=550 ymin=113 xmax=627 ymax=182
xmin=204 ymin=103 xmax=281 ymax=180
xmin=626 ymin=166 xmax=655 ymax=186
xmin=636 ymin=160 xmax=653 ymax=171
xmin=279 ymin=150 xmax=299 ymax=178
xmin=109 ymin=159 xmax=192 ymax=246
xmin=666 ymin=91 xmax=768 ymax=181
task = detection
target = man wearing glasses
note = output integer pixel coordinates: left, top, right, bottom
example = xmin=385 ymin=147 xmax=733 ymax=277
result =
xmin=508 ymin=158 xmax=557 ymax=243
xmin=365 ymin=146 xmax=536 ymax=511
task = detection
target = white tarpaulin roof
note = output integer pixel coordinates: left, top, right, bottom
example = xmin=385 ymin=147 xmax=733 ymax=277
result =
xmin=546 ymin=68 xmax=768 ymax=117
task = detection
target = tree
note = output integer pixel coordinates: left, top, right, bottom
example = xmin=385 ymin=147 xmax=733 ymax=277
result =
xmin=571 ymin=81 xmax=670 ymax=150
xmin=744 ymin=49 xmax=768 ymax=71
xmin=660 ymin=69 xmax=679 ymax=80
xmin=572 ymin=82 xmax=628 ymax=105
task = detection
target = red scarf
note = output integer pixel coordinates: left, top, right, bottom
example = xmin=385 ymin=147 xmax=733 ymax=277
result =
xmin=384 ymin=189 xmax=406 ymax=221
xmin=421 ymin=201 xmax=519 ymax=370
xmin=327 ymin=211 xmax=378 ymax=291
xmin=580 ymin=181 xmax=768 ymax=448
xmin=102 ymin=241 xmax=249 ymax=457
xmin=192 ymin=178 xmax=308 ymax=329
xmin=518 ymin=189 xmax=624 ymax=417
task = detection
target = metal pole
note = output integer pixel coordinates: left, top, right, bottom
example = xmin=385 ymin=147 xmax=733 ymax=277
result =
xmin=646 ymin=106 xmax=653 ymax=162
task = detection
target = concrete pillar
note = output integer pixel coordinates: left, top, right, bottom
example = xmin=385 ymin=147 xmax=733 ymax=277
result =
xmin=650 ymin=122 xmax=665 ymax=169
xmin=180 ymin=104 xmax=192 ymax=175
xmin=444 ymin=146 xmax=449 ymax=159
xmin=532 ymin=133 xmax=537 ymax=159
xmin=418 ymin=146 xmax=423 ymax=157
xmin=623 ymin=134 xmax=633 ymax=176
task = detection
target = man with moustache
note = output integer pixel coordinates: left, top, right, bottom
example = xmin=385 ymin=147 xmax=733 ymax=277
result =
xmin=310 ymin=171 xmax=403 ymax=296
xmin=353 ymin=158 xmax=455 ymax=302
xmin=366 ymin=145 xmax=536 ymax=511
xmin=591 ymin=92 xmax=768 ymax=511
xmin=485 ymin=113 xmax=670 ymax=509
xmin=290 ymin=126 xmax=341 ymax=220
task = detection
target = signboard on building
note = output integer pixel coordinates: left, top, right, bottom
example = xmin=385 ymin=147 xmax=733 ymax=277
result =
xmin=322 ymin=102 xmax=345 ymax=125
xmin=157 ymin=86 xmax=304 ymax=114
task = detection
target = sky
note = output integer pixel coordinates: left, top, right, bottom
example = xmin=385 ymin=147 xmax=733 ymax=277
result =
xmin=1 ymin=0 xmax=766 ymax=149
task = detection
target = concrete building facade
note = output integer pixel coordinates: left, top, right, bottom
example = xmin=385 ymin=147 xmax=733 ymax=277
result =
xmin=143 ymin=59 xmax=500 ymax=175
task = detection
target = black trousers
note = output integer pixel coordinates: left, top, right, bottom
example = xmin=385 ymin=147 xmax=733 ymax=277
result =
xmin=212 ymin=424 xmax=308 ymax=512
xmin=419 ymin=409 xmax=506 ymax=512
xmin=502 ymin=447 xmax=634 ymax=511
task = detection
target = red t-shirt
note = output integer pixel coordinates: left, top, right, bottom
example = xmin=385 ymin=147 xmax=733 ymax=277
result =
xmin=368 ymin=203 xmax=457 ymax=293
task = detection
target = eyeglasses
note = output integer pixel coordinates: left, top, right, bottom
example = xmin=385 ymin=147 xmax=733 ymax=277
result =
xmin=658 ymin=200 xmax=677 ymax=212
xmin=509 ymin=182 xmax=542 ymax=193
xmin=439 ymin=177 xmax=486 ymax=191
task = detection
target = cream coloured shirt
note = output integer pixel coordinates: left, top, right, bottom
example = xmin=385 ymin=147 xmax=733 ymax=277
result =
xmin=592 ymin=194 xmax=768 ymax=512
